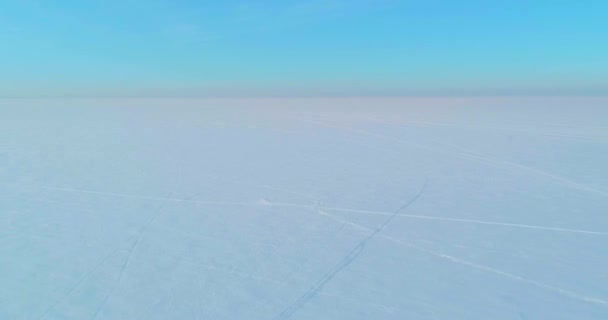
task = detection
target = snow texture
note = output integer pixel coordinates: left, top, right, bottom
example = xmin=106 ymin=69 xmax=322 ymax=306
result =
xmin=1 ymin=97 xmax=608 ymax=319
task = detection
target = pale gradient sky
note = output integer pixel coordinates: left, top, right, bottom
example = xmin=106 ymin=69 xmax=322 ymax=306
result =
xmin=1 ymin=0 xmax=607 ymax=97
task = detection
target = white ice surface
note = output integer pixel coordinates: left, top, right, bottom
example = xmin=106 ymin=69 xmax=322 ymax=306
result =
xmin=1 ymin=98 xmax=607 ymax=319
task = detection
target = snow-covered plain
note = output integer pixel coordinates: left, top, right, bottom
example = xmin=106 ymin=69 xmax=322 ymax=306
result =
xmin=1 ymin=97 xmax=608 ymax=319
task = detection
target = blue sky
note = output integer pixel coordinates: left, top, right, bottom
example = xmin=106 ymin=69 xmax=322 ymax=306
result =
xmin=1 ymin=0 xmax=607 ymax=97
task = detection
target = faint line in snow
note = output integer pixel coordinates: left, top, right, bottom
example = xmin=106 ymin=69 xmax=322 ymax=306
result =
xmin=90 ymin=200 xmax=169 ymax=320
xmin=37 ymin=199 xmax=170 ymax=320
xmin=39 ymin=185 xmax=608 ymax=236
xmin=318 ymin=209 xmax=608 ymax=307
xmin=297 ymin=117 xmax=608 ymax=198
xmin=322 ymin=207 xmax=608 ymax=236
xmin=269 ymin=179 xmax=428 ymax=320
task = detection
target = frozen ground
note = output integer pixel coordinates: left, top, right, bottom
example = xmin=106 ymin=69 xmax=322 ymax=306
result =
xmin=1 ymin=97 xmax=607 ymax=319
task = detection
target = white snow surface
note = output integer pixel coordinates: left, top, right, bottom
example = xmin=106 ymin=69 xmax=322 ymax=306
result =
xmin=1 ymin=97 xmax=608 ymax=319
